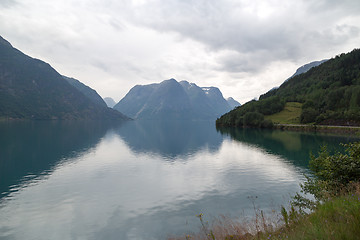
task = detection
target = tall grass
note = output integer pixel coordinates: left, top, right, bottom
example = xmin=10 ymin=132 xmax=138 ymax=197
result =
xmin=170 ymin=188 xmax=360 ymax=240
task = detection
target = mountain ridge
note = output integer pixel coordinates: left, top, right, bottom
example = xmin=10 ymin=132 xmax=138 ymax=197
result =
xmin=114 ymin=78 xmax=237 ymax=120
xmin=0 ymin=36 xmax=129 ymax=120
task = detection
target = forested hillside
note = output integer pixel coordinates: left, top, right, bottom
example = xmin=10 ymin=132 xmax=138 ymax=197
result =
xmin=217 ymin=49 xmax=360 ymax=127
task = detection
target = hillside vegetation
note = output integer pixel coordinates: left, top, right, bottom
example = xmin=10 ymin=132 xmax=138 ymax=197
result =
xmin=264 ymin=102 xmax=302 ymax=124
xmin=217 ymin=49 xmax=360 ymax=127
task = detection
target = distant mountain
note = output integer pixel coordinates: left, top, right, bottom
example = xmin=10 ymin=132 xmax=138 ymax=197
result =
xmin=63 ymin=76 xmax=107 ymax=107
xmin=114 ymin=78 xmax=233 ymax=120
xmin=0 ymin=36 xmax=129 ymax=120
xmin=104 ymin=97 xmax=117 ymax=108
xmin=226 ymin=97 xmax=241 ymax=109
xmin=288 ymin=59 xmax=328 ymax=80
xmin=217 ymin=49 xmax=360 ymax=127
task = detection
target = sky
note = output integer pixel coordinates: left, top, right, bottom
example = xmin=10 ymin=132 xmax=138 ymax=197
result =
xmin=1 ymin=0 xmax=360 ymax=104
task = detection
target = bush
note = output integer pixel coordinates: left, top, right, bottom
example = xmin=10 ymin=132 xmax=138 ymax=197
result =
xmin=243 ymin=112 xmax=264 ymax=127
xmin=300 ymin=107 xmax=318 ymax=123
xmin=294 ymin=142 xmax=360 ymax=210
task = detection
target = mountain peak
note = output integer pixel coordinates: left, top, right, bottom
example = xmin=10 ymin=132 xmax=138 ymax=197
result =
xmin=114 ymin=79 xmax=232 ymax=120
xmin=288 ymin=59 xmax=328 ymax=80
xmin=0 ymin=36 xmax=12 ymax=48
xmin=104 ymin=97 xmax=117 ymax=108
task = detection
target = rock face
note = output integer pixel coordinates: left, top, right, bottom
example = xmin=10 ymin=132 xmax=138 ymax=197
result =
xmin=114 ymin=79 xmax=235 ymax=120
xmin=103 ymin=97 xmax=117 ymax=108
xmin=0 ymin=35 xmax=129 ymax=120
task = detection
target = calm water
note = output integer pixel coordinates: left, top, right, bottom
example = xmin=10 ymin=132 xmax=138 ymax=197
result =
xmin=0 ymin=121 xmax=358 ymax=240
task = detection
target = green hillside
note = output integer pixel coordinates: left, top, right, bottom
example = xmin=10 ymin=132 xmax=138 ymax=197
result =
xmin=217 ymin=49 xmax=360 ymax=127
xmin=264 ymin=102 xmax=302 ymax=124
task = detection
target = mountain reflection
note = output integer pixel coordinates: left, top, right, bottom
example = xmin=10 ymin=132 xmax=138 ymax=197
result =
xmin=113 ymin=120 xmax=224 ymax=159
xmin=0 ymin=121 xmax=121 ymax=196
xmin=217 ymin=127 xmax=359 ymax=169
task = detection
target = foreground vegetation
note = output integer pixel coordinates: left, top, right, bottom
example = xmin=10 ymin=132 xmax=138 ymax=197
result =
xmin=217 ymin=49 xmax=360 ymax=127
xmin=171 ymin=142 xmax=360 ymax=240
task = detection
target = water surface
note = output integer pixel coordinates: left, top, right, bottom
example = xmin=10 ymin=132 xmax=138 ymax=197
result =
xmin=0 ymin=121 xmax=357 ymax=239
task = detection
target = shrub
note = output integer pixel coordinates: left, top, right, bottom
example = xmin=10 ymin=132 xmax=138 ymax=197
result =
xmin=294 ymin=142 xmax=360 ymax=210
xmin=243 ymin=112 xmax=264 ymax=127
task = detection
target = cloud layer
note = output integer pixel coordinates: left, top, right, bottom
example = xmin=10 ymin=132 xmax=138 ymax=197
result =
xmin=0 ymin=0 xmax=359 ymax=103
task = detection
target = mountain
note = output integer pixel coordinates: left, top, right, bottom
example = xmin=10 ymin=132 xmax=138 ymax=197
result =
xmin=267 ymin=60 xmax=329 ymax=93
xmin=104 ymin=97 xmax=116 ymax=108
xmin=226 ymin=97 xmax=241 ymax=109
xmin=114 ymin=78 xmax=233 ymax=120
xmin=288 ymin=59 xmax=328 ymax=80
xmin=217 ymin=49 xmax=360 ymax=127
xmin=63 ymin=76 xmax=107 ymax=107
xmin=0 ymin=36 xmax=129 ymax=120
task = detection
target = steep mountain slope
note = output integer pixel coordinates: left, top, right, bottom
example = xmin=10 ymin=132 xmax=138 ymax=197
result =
xmin=63 ymin=76 xmax=107 ymax=107
xmin=217 ymin=49 xmax=360 ymax=127
xmin=0 ymin=36 xmax=128 ymax=120
xmin=104 ymin=97 xmax=116 ymax=108
xmin=114 ymin=79 xmax=233 ymax=120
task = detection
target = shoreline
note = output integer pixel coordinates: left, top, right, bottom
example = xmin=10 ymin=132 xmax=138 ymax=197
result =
xmin=274 ymin=124 xmax=360 ymax=135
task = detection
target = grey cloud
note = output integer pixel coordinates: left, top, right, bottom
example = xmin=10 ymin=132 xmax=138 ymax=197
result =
xmin=114 ymin=0 xmax=360 ymax=73
xmin=0 ymin=0 xmax=17 ymax=8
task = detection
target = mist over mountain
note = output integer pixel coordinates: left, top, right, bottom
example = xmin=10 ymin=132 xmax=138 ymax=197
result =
xmin=104 ymin=97 xmax=117 ymax=108
xmin=0 ymin=36 xmax=128 ymax=120
xmin=114 ymin=79 xmax=235 ymax=120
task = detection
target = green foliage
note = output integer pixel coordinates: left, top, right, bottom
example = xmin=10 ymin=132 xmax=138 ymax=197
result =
xmin=265 ymin=102 xmax=302 ymax=124
xmin=216 ymin=96 xmax=284 ymax=127
xmin=219 ymin=49 xmax=360 ymax=127
xmin=261 ymin=49 xmax=360 ymax=125
xmin=243 ymin=112 xmax=264 ymax=127
xmin=294 ymin=142 xmax=360 ymax=211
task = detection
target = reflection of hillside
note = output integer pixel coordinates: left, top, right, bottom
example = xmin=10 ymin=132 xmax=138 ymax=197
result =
xmin=216 ymin=127 xmax=359 ymax=169
xmin=0 ymin=121 xmax=120 ymax=196
xmin=114 ymin=120 xmax=224 ymax=159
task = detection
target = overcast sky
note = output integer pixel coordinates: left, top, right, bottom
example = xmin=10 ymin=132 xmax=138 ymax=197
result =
xmin=1 ymin=0 xmax=360 ymax=103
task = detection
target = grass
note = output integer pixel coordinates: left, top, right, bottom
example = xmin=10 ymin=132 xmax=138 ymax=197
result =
xmin=265 ymin=102 xmax=302 ymax=124
xmin=272 ymin=193 xmax=360 ymax=240
xmin=170 ymin=187 xmax=360 ymax=240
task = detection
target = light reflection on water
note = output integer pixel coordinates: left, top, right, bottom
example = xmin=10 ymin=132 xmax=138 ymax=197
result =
xmin=0 ymin=121 xmax=358 ymax=240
